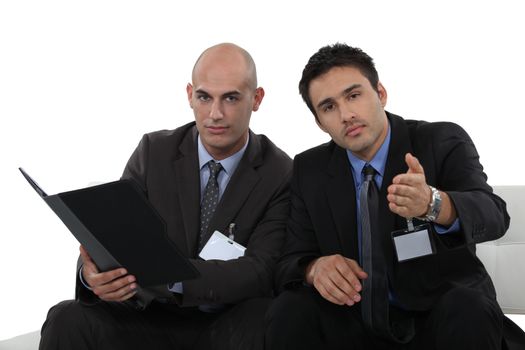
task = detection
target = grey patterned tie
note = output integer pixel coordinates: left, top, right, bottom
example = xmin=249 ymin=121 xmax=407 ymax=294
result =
xmin=360 ymin=164 xmax=378 ymax=331
xmin=198 ymin=161 xmax=222 ymax=251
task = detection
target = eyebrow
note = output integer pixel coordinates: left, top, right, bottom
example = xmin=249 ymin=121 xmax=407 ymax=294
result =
xmin=343 ymin=84 xmax=362 ymax=96
xmin=316 ymin=83 xmax=362 ymax=110
xmin=195 ymin=89 xmax=242 ymax=98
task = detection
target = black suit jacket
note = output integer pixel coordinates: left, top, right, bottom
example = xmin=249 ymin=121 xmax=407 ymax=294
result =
xmin=77 ymin=122 xmax=292 ymax=307
xmin=276 ymin=112 xmax=509 ymax=310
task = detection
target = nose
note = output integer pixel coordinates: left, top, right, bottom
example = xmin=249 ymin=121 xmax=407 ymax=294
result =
xmin=340 ymin=103 xmax=356 ymax=123
xmin=209 ymin=100 xmax=224 ymax=121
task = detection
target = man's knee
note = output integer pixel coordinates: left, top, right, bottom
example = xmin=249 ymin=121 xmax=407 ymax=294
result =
xmin=42 ymin=300 xmax=89 ymax=336
xmin=201 ymin=298 xmax=272 ymax=350
xmin=40 ymin=299 xmax=150 ymax=350
xmin=438 ymin=287 xmax=502 ymax=325
xmin=428 ymin=287 xmax=503 ymax=349
xmin=266 ymin=288 xmax=320 ymax=330
xmin=40 ymin=300 xmax=95 ymax=350
xmin=266 ymin=288 xmax=367 ymax=350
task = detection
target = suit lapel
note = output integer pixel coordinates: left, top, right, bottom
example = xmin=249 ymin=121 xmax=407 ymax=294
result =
xmin=200 ymin=130 xmax=262 ymax=246
xmin=173 ymin=127 xmax=201 ymax=256
xmin=325 ymin=145 xmax=360 ymax=259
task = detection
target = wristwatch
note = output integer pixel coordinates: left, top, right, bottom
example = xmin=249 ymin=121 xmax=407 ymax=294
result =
xmin=416 ymin=186 xmax=442 ymax=222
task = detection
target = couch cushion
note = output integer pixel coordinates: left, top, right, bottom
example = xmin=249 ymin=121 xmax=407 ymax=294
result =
xmin=0 ymin=331 xmax=40 ymax=350
xmin=477 ymin=186 xmax=525 ymax=314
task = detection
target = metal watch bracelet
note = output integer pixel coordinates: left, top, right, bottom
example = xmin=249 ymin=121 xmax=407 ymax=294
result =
xmin=416 ymin=185 xmax=442 ymax=222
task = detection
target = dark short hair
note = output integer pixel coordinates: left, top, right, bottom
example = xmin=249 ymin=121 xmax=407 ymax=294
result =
xmin=299 ymin=43 xmax=379 ymax=120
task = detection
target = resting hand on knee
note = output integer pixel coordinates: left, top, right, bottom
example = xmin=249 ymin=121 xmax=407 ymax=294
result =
xmin=80 ymin=245 xmax=138 ymax=302
xmin=305 ymin=254 xmax=367 ymax=307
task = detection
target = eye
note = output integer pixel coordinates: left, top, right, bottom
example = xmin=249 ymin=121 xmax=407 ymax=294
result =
xmin=322 ymin=103 xmax=335 ymax=113
xmin=348 ymin=92 xmax=360 ymax=100
xmin=197 ymin=94 xmax=210 ymax=102
xmin=348 ymin=92 xmax=361 ymax=100
xmin=225 ymin=95 xmax=239 ymax=103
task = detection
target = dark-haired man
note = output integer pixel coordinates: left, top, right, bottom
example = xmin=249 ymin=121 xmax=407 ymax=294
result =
xmin=39 ymin=43 xmax=292 ymax=350
xmin=266 ymin=43 xmax=525 ymax=349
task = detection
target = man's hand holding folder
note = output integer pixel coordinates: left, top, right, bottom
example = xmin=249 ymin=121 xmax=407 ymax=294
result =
xmin=80 ymin=246 xmax=138 ymax=302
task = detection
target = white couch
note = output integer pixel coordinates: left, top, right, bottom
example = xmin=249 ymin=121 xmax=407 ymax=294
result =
xmin=1 ymin=186 xmax=524 ymax=349
xmin=477 ymin=186 xmax=525 ymax=317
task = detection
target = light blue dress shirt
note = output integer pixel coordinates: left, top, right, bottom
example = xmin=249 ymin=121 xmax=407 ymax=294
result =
xmin=198 ymin=134 xmax=249 ymax=203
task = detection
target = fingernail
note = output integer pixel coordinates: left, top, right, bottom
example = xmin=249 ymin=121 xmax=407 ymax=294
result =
xmin=121 ymin=269 xmax=127 ymax=275
xmin=347 ymin=300 xmax=354 ymax=306
xmin=353 ymin=294 xmax=361 ymax=302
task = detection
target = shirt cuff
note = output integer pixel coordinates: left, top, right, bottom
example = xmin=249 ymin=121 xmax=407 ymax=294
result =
xmin=78 ymin=265 xmax=93 ymax=291
xmin=433 ymin=218 xmax=460 ymax=235
xmin=168 ymin=282 xmax=183 ymax=294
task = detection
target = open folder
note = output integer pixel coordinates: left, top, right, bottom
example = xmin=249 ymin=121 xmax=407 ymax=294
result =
xmin=19 ymin=168 xmax=199 ymax=287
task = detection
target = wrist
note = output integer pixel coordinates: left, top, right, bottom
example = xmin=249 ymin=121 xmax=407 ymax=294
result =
xmin=434 ymin=191 xmax=456 ymax=227
xmin=78 ymin=265 xmax=93 ymax=291
xmin=416 ymin=185 xmax=442 ymax=222
xmin=305 ymin=259 xmax=318 ymax=285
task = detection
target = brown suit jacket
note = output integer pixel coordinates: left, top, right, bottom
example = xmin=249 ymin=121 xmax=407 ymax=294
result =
xmin=76 ymin=122 xmax=292 ymax=308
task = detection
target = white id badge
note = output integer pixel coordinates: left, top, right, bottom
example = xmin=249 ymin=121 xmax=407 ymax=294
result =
xmin=391 ymin=224 xmax=435 ymax=262
xmin=199 ymin=230 xmax=246 ymax=261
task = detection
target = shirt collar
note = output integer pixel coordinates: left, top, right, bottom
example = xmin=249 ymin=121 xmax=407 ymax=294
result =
xmin=198 ymin=134 xmax=250 ymax=176
xmin=346 ymin=121 xmax=391 ymax=180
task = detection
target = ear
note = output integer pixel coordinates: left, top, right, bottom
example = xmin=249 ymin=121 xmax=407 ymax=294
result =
xmin=186 ymin=83 xmax=194 ymax=108
xmin=252 ymin=87 xmax=265 ymax=111
xmin=377 ymin=82 xmax=387 ymax=108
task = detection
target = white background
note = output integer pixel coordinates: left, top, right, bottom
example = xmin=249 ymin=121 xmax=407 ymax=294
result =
xmin=1 ymin=0 xmax=524 ymax=339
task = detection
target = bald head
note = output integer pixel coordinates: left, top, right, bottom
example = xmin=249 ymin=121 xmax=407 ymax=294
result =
xmin=186 ymin=43 xmax=265 ymax=160
xmin=192 ymin=43 xmax=258 ymax=90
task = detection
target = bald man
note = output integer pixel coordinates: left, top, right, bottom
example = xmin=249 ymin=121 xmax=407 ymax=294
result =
xmin=39 ymin=43 xmax=292 ymax=350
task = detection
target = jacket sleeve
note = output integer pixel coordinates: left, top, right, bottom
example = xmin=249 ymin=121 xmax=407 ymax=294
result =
xmin=180 ymin=174 xmax=291 ymax=306
xmin=419 ymin=122 xmax=510 ymax=248
xmin=274 ymin=156 xmax=321 ymax=293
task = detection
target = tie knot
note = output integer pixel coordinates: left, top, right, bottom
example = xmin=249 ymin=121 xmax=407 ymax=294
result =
xmin=208 ymin=161 xmax=222 ymax=178
xmin=363 ymin=164 xmax=376 ymax=180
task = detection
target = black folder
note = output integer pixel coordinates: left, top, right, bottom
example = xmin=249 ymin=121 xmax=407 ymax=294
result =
xmin=19 ymin=167 xmax=199 ymax=286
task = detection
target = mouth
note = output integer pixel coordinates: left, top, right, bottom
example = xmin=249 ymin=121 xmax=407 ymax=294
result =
xmin=206 ymin=125 xmax=228 ymax=135
xmin=345 ymin=124 xmax=365 ymax=137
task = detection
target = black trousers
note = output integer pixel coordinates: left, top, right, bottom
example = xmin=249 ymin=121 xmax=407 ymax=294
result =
xmin=40 ymin=297 xmax=269 ymax=350
xmin=265 ymin=286 xmax=505 ymax=350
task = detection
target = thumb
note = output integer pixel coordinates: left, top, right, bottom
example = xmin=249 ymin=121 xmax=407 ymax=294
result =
xmin=405 ymin=153 xmax=424 ymax=174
